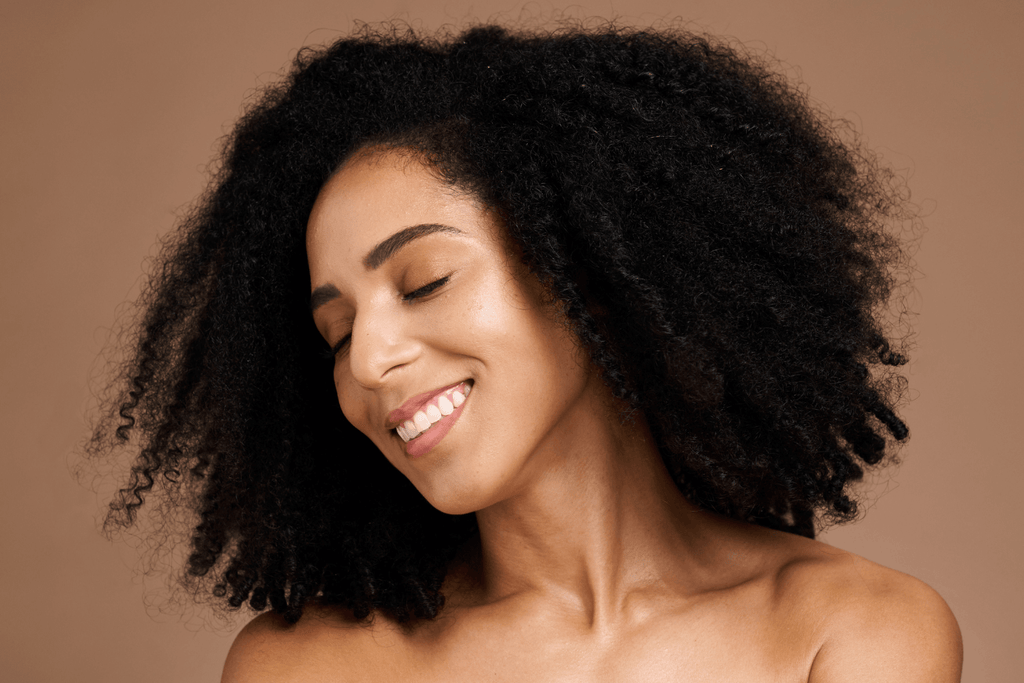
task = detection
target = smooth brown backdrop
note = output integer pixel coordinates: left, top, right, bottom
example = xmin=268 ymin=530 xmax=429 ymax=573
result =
xmin=2 ymin=1 xmax=1020 ymax=681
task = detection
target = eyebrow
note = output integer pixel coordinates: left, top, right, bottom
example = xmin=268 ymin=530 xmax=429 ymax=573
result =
xmin=363 ymin=223 xmax=461 ymax=270
xmin=309 ymin=283 xmax=341 ymax=312
xmin=309 ymin=223 xmax=462 ymax=312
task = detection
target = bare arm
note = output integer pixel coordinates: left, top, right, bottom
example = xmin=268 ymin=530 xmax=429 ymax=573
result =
xmin=221 ymin=613 xmax=306 ymax=683
xmin=808 ymin=569 xmax=962 ymax=682
xmin=222 ymin=608 xmax=382 ymax=683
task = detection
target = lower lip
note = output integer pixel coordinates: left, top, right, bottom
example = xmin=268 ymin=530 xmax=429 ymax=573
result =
xmin=402 ymin=385 xmax=470 ymax=458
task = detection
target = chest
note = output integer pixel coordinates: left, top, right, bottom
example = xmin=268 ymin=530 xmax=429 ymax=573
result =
xmin=359 ymin=606 xmax=819 ymax=683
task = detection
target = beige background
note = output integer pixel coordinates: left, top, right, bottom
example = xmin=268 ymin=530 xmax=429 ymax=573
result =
xmin=1 ymin=0 xmax=1020 ymax=681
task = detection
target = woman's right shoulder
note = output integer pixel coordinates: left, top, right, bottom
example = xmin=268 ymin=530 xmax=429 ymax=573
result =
xmin=221 ymin=604 xmax=398 ymax=682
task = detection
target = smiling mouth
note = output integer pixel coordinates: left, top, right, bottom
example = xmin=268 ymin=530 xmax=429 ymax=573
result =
xmin=395 ymin=381 xmax=472 ymax=442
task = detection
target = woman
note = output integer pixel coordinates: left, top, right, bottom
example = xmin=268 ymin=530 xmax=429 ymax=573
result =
xmin=90 ymin=22 xmax=962 ymax=680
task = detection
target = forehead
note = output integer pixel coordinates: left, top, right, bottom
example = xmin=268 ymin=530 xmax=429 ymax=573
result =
xmin=306 ymin=150 xmax=486 ymax=263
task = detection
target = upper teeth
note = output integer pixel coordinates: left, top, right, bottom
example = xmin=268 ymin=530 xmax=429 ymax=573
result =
xmin=396 ymin=382 xmax=471 ymax=442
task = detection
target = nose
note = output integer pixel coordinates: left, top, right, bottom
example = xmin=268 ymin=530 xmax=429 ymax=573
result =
xmin=346 ymin=304 xmax=421 ymax=389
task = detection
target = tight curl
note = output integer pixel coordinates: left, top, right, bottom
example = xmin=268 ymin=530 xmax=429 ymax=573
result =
xmin=89 ymin=22 xmax=912 ymax=625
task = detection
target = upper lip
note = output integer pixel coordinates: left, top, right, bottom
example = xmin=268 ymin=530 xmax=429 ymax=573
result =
xmin=385 ymin=380 xmax=468 ymax=429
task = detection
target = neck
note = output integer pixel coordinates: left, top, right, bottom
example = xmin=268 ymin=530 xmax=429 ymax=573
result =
xmin=471 ymin=384 xmax=725 ymax=630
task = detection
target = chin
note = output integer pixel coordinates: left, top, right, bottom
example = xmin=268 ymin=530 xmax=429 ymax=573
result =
xmin=428 ymin=499 xmax=484 ymax=516
xmin=413 ymin=475 xmax=503 ymax=516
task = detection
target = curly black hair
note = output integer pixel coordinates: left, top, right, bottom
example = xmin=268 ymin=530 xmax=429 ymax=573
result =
xmin=88 ymin=22 xmax=913 ymax=625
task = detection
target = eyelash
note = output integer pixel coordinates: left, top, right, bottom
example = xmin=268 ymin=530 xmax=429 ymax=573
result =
xmin=402 ymin=274 xmax=450 ymax=301
xmin=321 ymin=275 xmax=451 ymax=359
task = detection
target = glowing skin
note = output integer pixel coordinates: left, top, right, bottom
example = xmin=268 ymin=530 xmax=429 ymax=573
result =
xmin=307 ymin=149 xmax=604 ymax=515
xmin=281 ymin=149 xmax=963 ymax=683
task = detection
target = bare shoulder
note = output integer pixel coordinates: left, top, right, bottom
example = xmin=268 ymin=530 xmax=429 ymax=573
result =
xmin=221 ymin=604 xmax=398 ymax=682
xmin=768 ymin=536 xmax=962 ymax=682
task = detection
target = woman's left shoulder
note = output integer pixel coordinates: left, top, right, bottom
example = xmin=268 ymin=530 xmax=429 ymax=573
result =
xmin=769 ymin=534 xmax=963 ymax=682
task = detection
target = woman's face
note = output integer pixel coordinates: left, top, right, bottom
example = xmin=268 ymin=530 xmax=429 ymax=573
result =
xmin=307 ymin=149 xmax=607 ymax=514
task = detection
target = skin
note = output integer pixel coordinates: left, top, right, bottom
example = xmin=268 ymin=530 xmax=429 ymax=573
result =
xmin=222 ymin=149 xmax=962 ymax=682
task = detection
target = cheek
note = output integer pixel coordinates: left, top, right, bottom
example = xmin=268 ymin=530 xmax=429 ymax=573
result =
xmin=456 ymin=269 xmax=545 ymax=346
xmin=469 ymin=272 xmax=589 ymax=420
xmin=334 ymin=371 xmax=372 ymax=435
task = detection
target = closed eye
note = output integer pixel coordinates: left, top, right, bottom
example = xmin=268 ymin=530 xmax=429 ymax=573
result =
xmin=322 ymin=334 xmax=351 ymax=359
xmin=403 ymin=275 xmax=450 ymax=301
xmin=321 ymin=276 xmax=450 ymax=360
